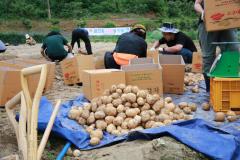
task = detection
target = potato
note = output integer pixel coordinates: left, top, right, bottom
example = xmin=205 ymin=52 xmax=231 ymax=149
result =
xmin=134 ymin=115 xmax=142 ymax=124
xmin=156 ymin=114 xmax=169 ymax=122
xmin=73 ymin=149 xmax=81 ymax=157
xmin=90 ymin=137 xmax=100 ymax=146
xmin=174 ymin=107 xmax=182 ymax=114
xmin=137 ymin=90 xmax=148 ymax=99
xmin=179 ymin=112 xmax=185 ymax=119
xmin=192 ymin=85 xmax=199 ymax=93
xmin=141 ymin=103 xmax=151 ymax=111
xmin=178 ymin=102 xmax=188 ymax=109
xmin=165 ymin=97 xmax=172 ymax=103
xmin=183 ymin=107 xmax=192 ymax=114
xmin=124 ymin=102 xmax=131 ymax=108
xmin=137 ymin=97 xmax=145 ymax=106
xmin=121 ymin=94 xmax=127 ymax=103
xmin=96 ymin=120 xmax=107 ymax=130
xmin=188 ymin=103 xmax=197 ymax=112
xmin=146 ymin=94 xmax=156 ymax=105
xmin=117 ymin=104 xmax=125 ymax=113
xmin=110 ymin=85 xmax=117 ymax=93
xmin=152 ymin=122 xmax=164 ymax=128
xmin=78 ymin=117 xmax=86 ymax=125
xmin=68 ymin=109 xmax=80 ymax=120
xmin=113 ymin=116 xmax=124 ymax=126
xmin=131 ymin=103 xmax=138 ymax=108
xmin=227 ymin=116 xmax=238 ymax=122
xmin=91 ymin=102 xmax=98 ymax=112
xmin=214 ymin=112 xmax=225 ymax=122
xmin=90 ymin=129 xmax=103 ymax=139
xmin=66 ymin=147 xmax=73 ymax=156
xmin=202 ymin=102 xmax=210 ymax=111
xmin=148 ymin=110 xmax=156 ymax=116
xmin=131 ymin=86 xmax=139 ymax=94
xmin=140 ymin=111 xmax=151 ymax=122
xmin=105 ymin=116 xmax=115 ymax=124
xmin=86 ymin=126 xmax=95 ymax=133
xmin=106 ymin=96 xmax=113 ymax=104
xmin=124 ymin=86 xmax=132 ymax=93
xmin=83 ymin=103 xmax=91 ymax=111
xmin=112 ymin=130 xmax=121 ymax=136
xmin=135 ymin=126 xmax=144 ymax=131
xmin=94 ymin=111 xmax=105 ymax=120
xmin=161 ymin=108 xmax=171 ymax=114
xmin=104 ymin=105 xmax=117 ymax=116
xmin=126 ymin=108 xmax=138 ymax=117
xmin=116 ymin=88 xmax=123 ymax=95
xmin=226 ymin=110 xmax=236 ymax=116
xmin=152 ymin=99 xmax=164 ymax=112
xmin=103 ymin=89 xmax=111 ymax=96
xmin=112 ymin=93 xmax=120 ymax=99
xmin=87 ymin=112 xmax=96 ymax=124
xmin=127 ymin=119 xmax=138 ymax=129
xmin=121 ymin=121 xmax=128 ymax=129
xmin=165 ymin=103 xmax=175 ymax=112
xmin=126 ymin=93 xmax=137 ymax=103
xmin=184 ymin=115 xmax=193 ymax=120
xmin=124 ymin=118 xmax=132 ymax=123
xmin=153 ymin=94 xmax=160 ymax=101
xmin=121 ymin=129 xmax=129 ymax=134
xmin=163 ymin=119 xmax=172 ymax=125
xmin=96 ymin=98 xmax=103 ymax=106
xmin=101 ymin=96 xmax=109 ymax=104
xmin=173 ymin=114 xmax=180 ymax=120
xmin=117 ymin=83 xmax=126 ymax=90
xmin=117 ymin=126 xmax=122 ymax=131
xmin=107 ymin=124 xmax=116 ymax=133
xmin=81 ymin=110 xmax=90 ymax=119
xmin=112 ymin=98 xmax=122 ymax=107
xmin=145 ymin=121 xmax=155 ymax=128
xmin=96 ymin=104 xmax=106 ymax=112
xmin=117 ymin=112 xmax=127 ymax=119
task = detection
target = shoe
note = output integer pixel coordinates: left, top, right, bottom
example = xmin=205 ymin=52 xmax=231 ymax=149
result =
xmin=203 ymin=74 xmax=210 ymax=92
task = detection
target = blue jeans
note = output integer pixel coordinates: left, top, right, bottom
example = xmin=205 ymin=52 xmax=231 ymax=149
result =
xmin=162 ymin=48 xmax=193 ymax=64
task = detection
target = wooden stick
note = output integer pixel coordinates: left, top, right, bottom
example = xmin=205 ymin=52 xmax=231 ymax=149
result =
xmin=37 ymin=100 xmax=61 ymax=160
xmin=28 ymin=64 xmax=48 ymax=160
xmin=5 ymin=92 xmax=21 ymax=143
xmin=18 ymin=92 xmax=28 ymax=160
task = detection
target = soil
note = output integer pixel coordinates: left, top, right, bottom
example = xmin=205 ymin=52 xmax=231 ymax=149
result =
xmin=0 ymin=43 xmax=209 ymax=160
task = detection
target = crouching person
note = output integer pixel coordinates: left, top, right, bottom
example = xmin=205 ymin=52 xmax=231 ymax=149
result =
xmin=41 ymin=31 xmax=73 ymax=62
xmin=104 ymin=24 xmax=147 ymax=69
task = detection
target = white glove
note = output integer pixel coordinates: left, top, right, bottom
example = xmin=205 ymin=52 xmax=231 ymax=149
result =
xmin=201 ymin=11 xmax=204 ymax=21
xmin=158 ymin=47 xmax=164 ymax=52
xmin=150 ymin=47 xmax=155 ymax=51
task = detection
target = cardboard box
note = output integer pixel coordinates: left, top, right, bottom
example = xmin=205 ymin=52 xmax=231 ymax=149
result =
xmin=60 ymin=55 xmax=95 ymax=85
xmin=147 ymin=50 xmax=159 ymax=64
xmin=205 ymin=0 xmax=240 ymax=31
xmin=0 ymin=59 xmax=55 ymax=106
xmin=82 ymin=69 xmax=125 ymax=100
xmin=192 ymin=52 xmax=203 ymax=73
xmin=159 ymin=55 xmax=185 ymax=94
xmin=3 ymin=58 xmax=55 ymax=90
xmin=122 ymin=58 xmax=163 ymax=95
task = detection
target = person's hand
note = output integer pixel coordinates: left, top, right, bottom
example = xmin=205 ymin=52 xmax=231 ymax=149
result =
xmin=150 ymin=47 xmax=155 ymax=51
xmin=201 ymin=11 xmax=204 ymax=21
xmin=158 ymin=47 xmax=164 ymax=52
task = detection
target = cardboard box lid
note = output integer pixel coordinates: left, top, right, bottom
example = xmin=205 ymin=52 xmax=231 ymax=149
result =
xmin=121 ymin=58 xmax=161 ymax=71
xmin=159 ymin=55 xmax=185 ymax=65
xmin=130 ymin=58 xmax=154 ymax=65
xmin=84 ymin=69 xmax=123 ymax=74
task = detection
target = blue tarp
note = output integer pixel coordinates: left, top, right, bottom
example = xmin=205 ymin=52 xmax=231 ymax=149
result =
xmin=37 ymin=94 xmax=240 ymax=160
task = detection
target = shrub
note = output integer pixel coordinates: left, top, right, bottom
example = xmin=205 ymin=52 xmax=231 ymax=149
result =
xmin=22 ymin=18 xmax=32 ymax=30
xmin=103 ymin=22 xmax=116 ymax=28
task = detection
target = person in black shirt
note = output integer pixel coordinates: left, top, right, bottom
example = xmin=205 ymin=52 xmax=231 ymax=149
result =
xmin=151 ymin=23 xmax=197 ymax=63
xmin=104 ymin=24 xmax=147 ymax=69
xmin=71 ymin=28 xmax=93 ymax=55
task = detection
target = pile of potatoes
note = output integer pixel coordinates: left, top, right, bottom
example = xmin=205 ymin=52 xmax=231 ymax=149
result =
xmin=68 ymin=84 xmax=197 ymax=146
xmin=184 ymin=73 xmax=204 ymax=93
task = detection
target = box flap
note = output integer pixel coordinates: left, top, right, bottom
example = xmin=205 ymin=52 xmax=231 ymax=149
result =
xmin=84 ymin=69 xmax=122 ymax=74
xmin=159 ymin=55 xmax=185 ymax=65
xmin=121 ymin=64 xmax=161 ymax=71
xmin=130 ymin=58 xmax=154 ymax=65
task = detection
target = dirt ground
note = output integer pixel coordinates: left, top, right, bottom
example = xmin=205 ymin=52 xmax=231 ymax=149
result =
xmin=0 ymin=43 xmax=208 ymax=160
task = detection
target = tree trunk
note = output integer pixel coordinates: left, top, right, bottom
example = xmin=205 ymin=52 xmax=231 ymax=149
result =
xmin=47 ymin=0 xmax=51 ymax=19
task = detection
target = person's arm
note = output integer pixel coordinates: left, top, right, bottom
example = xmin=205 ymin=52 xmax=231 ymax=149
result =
xmin=194 ymin=0 xmax=204 ymax=20
xmin=151 ymin=38 xmax=165 ymax=51
xmin=66 ymin=43 xmax=72 ymax=53
xmin=164 ymin=44 xmax=183 ymax=53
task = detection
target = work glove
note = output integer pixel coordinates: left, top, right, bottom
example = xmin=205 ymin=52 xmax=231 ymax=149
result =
xmin=150 ymin=47 xmax=155 ymax=51
xmin=201 ymin=11 xmax=204 ymax=21
xmin=158 ymin=47 xmax=164 ymax=52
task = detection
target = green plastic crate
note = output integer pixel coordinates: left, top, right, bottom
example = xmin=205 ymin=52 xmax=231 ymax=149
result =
xmin=208 ymin=51 xmax=240 ymax=78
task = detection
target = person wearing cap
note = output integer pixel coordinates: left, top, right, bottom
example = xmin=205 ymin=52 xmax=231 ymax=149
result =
xmin=71 ymin=28 xmax=93 ymax=55
xmin=0 ymin=40 xmax=6 ymax=53
xmin=25 ymin=34 xmax=36 ymax=45
xmin=41 ymin=31 xmax=73 ymax=62
xmin=195 ymin=0 xmax=239 ymax=92
xmin=151 ymin=22 xmax=197 ymax=64
xmin=104 ymin=24 xmax=147 ymax=69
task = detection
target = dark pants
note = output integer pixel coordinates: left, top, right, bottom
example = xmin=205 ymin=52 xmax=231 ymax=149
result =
xmin=0 ymin=49 xmax=6 ymax=53
xmin=162 ymin=48 xmax=193 ymax=64
xmin=104 ymin=52 xmax=120 ymax=69
xmin=71 ymin=31 xmax=93 ymax=55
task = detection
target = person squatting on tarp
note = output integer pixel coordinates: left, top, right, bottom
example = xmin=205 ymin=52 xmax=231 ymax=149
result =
xmin=25 ymin=34 xmax=36 ymax=46
xmin=194 ymin=0 xmax=240 ymax=92
xmin=151 ymin=22 xmax=197 ymax=64
xmin=0 ymin=40 xmax=6 ymax=53
xmin=104 ymin=24 xmax=147 ymax=69
xmin=71 ymin=28 xmax=93 ymax=55
xmin=41 ymin=31 xmax=73 ymax=62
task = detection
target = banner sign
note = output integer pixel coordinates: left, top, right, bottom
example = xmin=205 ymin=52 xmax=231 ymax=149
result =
xmin=85 ymin=27 xmax=130 ymax=36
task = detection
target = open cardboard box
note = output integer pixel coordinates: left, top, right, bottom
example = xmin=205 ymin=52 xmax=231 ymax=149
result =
xmin=159 ymin=55 xmax=185 ymax=94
